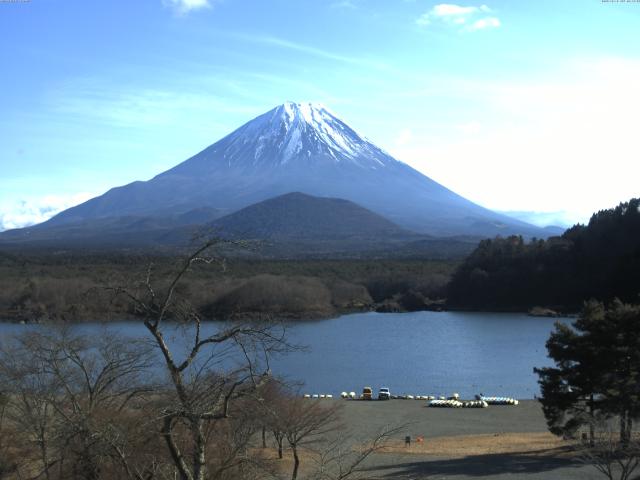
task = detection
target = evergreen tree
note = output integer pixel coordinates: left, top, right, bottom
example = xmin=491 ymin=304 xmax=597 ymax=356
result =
xmin=535 ymin=300 xmax=640 ymax=444
xmin=448 ymin=197 xmax=640 ymax=310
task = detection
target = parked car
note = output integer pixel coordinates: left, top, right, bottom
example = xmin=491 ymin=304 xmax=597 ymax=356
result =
xmin=378 ymin=387 xmax=391 ymax=400
xmin=362 ymin=386 xmax=373 ymax=400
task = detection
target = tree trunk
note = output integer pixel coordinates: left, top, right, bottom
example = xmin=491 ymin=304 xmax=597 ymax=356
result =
xmin=0 ymin=401 xmax=5 ymax=451
xmin=162 ymin=416 xmax=193 ymax=480
xmin=273 ymin=431 xmax=283 ymax=459
xmin=192 ymin=419 xmax=207 ymax=480
xmin=291 ymin=444 xmax=300 ymax=480
xmin=36 ymin=421 xmax=52 ymax=480
xmin=589 ymin=394 xmax=595 ymax=447
xmin=262 ymin=426 xmax=267 ymax=448
xmin=75 ymin=445 xmax=100 ymax=480
xmin=620 ymin=411 xmax=629 ymax=445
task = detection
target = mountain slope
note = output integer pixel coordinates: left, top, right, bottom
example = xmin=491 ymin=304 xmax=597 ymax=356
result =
xmin=181 ymin=192 xmax=479 ymax=258
xmin=0 ymin=207 xmax=224 ymax=249
xmin=37 ymin=102 xmax=545 ymax=238
xmin=208 ymin=192 xmax=411 ymax=240
xmin=0 ymin=192 xmax=480 ymax=258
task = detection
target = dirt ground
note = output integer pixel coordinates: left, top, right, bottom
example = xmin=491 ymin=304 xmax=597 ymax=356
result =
xmin=304 ymin=399 xmax=605 ymax=479
xmin=379 ymin=432 xmax=569 ymax=458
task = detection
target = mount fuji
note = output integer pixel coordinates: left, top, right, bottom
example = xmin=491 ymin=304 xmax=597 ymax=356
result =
xmin=4 ymin=102 xmax=547 ymax=247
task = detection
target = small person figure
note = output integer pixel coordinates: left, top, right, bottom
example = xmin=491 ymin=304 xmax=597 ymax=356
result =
xmin=405 ymin=436 xmax=411 ymax=447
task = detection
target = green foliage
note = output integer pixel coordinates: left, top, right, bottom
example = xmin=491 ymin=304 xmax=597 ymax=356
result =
xmin=535 ymin=300 xmax=640 ymax=443
xmin=448 ymin=198 xmax=640 ymax=310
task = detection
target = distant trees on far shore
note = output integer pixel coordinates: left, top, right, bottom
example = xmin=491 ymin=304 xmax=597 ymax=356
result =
xmin=447 ymin=198 xmax=640 ymax=311
xmin=0 ymin=257 xmax=452 ymax=323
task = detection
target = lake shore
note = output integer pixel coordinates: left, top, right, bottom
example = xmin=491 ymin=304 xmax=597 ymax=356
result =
xmin=295 ymin=399 xmax=601 ymax=479
xmin=0 ymin=302 xmax=577 ymax=324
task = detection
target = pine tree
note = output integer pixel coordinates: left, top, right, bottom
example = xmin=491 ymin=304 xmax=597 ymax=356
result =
xmin=535 ymin=300 xmax=640 ymax=444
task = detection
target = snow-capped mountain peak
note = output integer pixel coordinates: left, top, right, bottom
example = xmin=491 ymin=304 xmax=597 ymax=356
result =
xmin=278 ymin=101 xmax=361 ymax=158
xmin=36 ymin=102 xmax=550 ymax=239
xmin=279 ymin=101 xmax=339 ymax=130
xmin=221 ymin=101 xmax=393 ymax=169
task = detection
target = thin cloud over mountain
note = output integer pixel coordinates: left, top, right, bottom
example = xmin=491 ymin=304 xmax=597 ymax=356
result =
xmin=0 ymin=193 xmax=94 ymax=232
xmin=417 ymin=3 xmax=500 ymax=32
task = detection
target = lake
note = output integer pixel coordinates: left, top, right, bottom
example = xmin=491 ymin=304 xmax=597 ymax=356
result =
xmin=0 ymin=311 xmax=568 ymax=399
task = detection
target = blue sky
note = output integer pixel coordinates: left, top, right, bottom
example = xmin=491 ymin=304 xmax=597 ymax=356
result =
xmin=1 ymin=0 xmax=639 ymax=230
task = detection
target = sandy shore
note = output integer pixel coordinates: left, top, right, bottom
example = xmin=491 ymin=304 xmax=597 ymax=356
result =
xmin=305 ymin=399 xmax=602 ymax=479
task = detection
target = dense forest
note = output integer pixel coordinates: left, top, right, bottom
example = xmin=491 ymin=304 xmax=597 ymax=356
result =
xmin=0 ymin=254 xmax=454 ymax=322
xmin=2 ymin=198 xmax=639 ymax=322
xmin=447 ymin=198 xmax=640 ymax=311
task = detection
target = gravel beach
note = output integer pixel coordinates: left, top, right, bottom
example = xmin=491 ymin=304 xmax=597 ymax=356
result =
xmin=329 ymin=399 xmax=603 ymax=479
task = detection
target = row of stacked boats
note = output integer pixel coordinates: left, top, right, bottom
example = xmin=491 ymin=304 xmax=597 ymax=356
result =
xmin=302 ymin=392 xmax=520 ymax=407
xmin=427 ymin=395 xmax=518 ymax=408
xmin=477 ymin=396 xmax=519 ymax=406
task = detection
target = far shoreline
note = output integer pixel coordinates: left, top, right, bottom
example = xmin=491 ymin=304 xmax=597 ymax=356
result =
xmin=0 ymin=305 xmax=578 ymax=324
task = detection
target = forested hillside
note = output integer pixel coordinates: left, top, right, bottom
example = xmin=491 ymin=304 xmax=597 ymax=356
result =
xmin=0 ymin=255 xmax=453 ymax=322
xmin=447 ymin=198 xmax=640 ymax=311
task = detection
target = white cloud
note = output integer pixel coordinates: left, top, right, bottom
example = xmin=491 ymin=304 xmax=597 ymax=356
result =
xmin=468 ymin=16 xmax=500 ymax=31
xmin=499 ymin=210 xmax=576 ymax=228
xmin=384 ymin=57 xmax=640 ymax=223
xmin=417 ymin=3 xmax=500 ymax=32
xmin=456 ymin=121 xmax=481 ymax=135
xmin=394 ymin=129 xmax=413 ymax=147
xmin=432 ymin=4 xmax=478 ymax=16
xmin=164 ymin=0 xmax=212 ymax=15
xmin=0 ymin=193 xmax=94 ymax=231
xmin=231 ymin=33 xmax=388 ymax=70
xmin=50 ymin=82 xmax=259 ymax=130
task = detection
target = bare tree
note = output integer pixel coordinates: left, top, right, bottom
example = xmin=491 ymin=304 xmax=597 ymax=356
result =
xmin=578 ymin=419 xmax=640 ymax=480
xmin=254 ymin=379 xmax=289 ymax=460
xmin=279 ymin=399 xmax=343 ymax=480
xmin=0 ymin=342 xmax=58 ymax=480
xmin=259 ymin=386 xmax=405 ymax=480
xmin=109 ymin=239 xmax=291 ymax=480
xmin=309 ymin=424 xmax=407 ymax=480
xmin=0 ymin=390 xmax=18 ymax=479
xmin=249 ymin=377 xmax=406 ymax=480
xmin=0 ymin=240 xmax=399 ymax=480
xmin=0 ymin=328 xmax=155 ymax=480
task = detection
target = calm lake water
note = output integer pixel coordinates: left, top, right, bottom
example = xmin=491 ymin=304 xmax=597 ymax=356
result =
xmin=0 ymin=311 xmax=569 ymax=399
